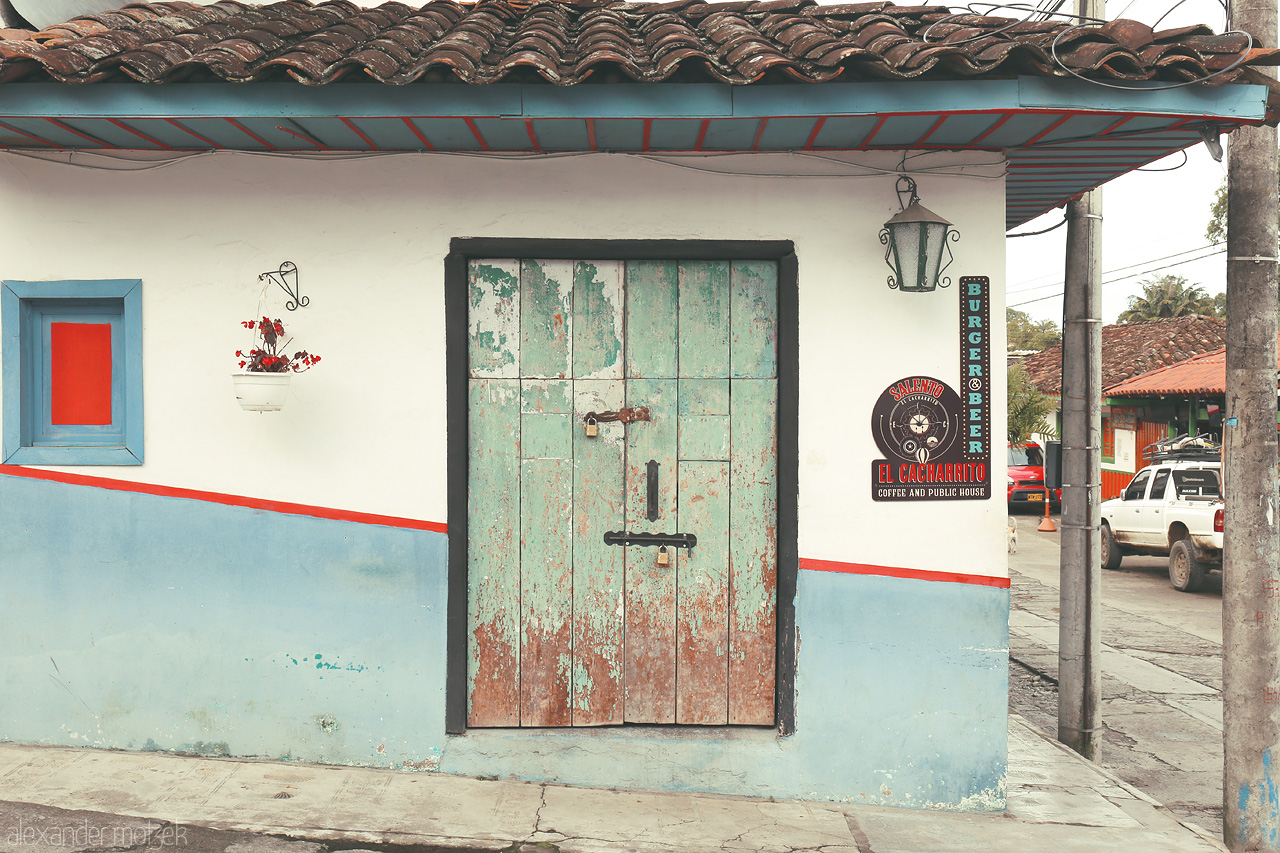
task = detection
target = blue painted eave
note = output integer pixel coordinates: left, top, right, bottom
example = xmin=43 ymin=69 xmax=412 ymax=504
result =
xmin=0 ymin=77 xmax=1265 ymax=230
xmin=0 ymin=78 xmax=1265 ymax=121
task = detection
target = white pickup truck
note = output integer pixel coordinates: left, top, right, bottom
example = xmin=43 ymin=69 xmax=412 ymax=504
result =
xmin=1099 ymin=457 xmax=1223 ymax=592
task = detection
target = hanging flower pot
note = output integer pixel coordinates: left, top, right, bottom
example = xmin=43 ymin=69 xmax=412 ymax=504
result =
xmin=231 ymin=315 xmax=321 ymax=412
xmin=231 ymin=371 xmax=291 ymax=412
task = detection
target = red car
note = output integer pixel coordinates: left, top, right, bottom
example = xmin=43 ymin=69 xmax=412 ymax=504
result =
xmin=1008 ymin=442 xmax=1061 ymax=509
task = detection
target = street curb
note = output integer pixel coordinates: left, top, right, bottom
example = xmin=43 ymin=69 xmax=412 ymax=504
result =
xmin=1009 ymin=714 xmax=1229 ymax=852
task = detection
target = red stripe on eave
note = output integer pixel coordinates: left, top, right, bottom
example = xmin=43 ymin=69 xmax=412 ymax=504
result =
xmin=166 ymin=119 xmax=223 ymax=149
xmin=45 ymin=118 xmax=117 ymax=148
xmin=340 ymin=117 xmax=379 ymax=150
xmin=274 ymin=125 xmax=329 ymax=149
xmin=694 ymin=118 xmax=710 ymax=151
xmin=913 ymin=115 xmax=949 ymax=147
xmin=402 ymin=118 xmax=436 ymax=150
xmin=0 ymin=465 xmax=448 ymax=534
xmin=751 ymin=117 xmax=770 ymax=151
xmin=524 ymin=119 xmax=542 ymax=152
xmin=967 ymin=113 xmax=1014 ymax=147
xmin=464 ymin=118 xmax=491 ymax=151
xmin=1024 ymin=115 xmax=1079 ymax=147
xmin=804 ymin=116 xmax=827 ymax=150
xmin=225 ymin=118 xmax=275 ymax=150
xmin=859 ymin=115 xmax=889 ymax=148
xmin=107 ymin=118 xmax=173 ymax=150
xmin=0 ymin=119 xmax=64 ymax=148
xmin=1096 ymin=116 xmax=1132 ymax=137
xmin=799 ymin=557 xmax=1011 ymax=589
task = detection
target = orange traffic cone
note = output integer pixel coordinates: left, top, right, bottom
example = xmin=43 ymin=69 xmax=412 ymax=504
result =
xmin=1038 ymin=487 xmax=1057 ymax=531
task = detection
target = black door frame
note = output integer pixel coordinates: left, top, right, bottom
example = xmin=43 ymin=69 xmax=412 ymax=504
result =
xmin=445 ymin=238 xmax=799 ymax=735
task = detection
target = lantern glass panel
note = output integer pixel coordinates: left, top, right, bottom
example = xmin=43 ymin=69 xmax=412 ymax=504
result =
xmin=921 ymin=220 xmax=949 ymax=290
xmin=889 ymin=222 xmax=922 ymax=291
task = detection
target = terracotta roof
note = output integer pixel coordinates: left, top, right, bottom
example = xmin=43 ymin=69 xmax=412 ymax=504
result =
xmin=0 ymin=0 xmax=1265 ymax=86
xmin=1104 ymin=346 xmax=1228 ymax=397
xmin=1021 ymin=314 xmax=1228 ymax=397
xmin=1105 ymin=337 xmax=1280 ymax=397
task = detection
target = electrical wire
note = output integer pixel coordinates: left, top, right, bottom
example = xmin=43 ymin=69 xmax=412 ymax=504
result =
xmin=1008 ymin=246 xmax=1226 ymax=307
xmin=3 ymin=148 xmax=216 ymax=171
xmin=1007 ymin=241 xmax=1226 ymax=295
xmin=1049 ymin=25 xmax=1253 ymax=91
xmin=0 ymin=146 xmax=1009 ymax=181
xmin=1007 ymin=215 xmax=1068 ymax=237
xmin=1136 ymin=149 xmax=1189 ymax=172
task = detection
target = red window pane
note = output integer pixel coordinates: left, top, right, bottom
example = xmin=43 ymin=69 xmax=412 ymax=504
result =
xmin=50 ymin=322 xmax=112 ymax=425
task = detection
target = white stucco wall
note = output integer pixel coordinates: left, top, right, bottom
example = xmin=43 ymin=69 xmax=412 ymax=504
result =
xmin=0 ymin=147 xmax=1007 ymax=579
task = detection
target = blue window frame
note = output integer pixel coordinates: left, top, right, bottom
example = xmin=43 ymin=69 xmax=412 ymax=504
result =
xmin=2 ymin=279 xmax=143 ymax=465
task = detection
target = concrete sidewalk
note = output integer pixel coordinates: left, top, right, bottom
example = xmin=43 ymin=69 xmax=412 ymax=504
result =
xmin=0 ymin=715 xmax=1225 ymax=853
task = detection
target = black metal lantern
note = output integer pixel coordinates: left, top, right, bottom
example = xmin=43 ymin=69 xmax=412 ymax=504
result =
xmin=879 ymin=176 xmax=959 ymax=293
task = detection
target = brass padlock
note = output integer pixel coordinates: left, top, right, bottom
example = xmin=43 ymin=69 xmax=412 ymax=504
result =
xmin=656 ymin=545 xmax=670 ymax=568
xmin=585 ymin=416 xmax=599 ymax=438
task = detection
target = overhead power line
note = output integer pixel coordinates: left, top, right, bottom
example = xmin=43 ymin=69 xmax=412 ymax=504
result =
xmin=1008 ymin=241 xmax=1225 ymax=295
xmin=1008 ymin=245 xmax=1227 ymax=308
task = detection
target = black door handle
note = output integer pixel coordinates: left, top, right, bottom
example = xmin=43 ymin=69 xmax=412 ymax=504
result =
xmin=647 ymin=459 xmax=659 ymax=522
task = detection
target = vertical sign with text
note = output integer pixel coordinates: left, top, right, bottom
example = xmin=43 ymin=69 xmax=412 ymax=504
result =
xmin=870 ymin=275 xmax=991 ymax=501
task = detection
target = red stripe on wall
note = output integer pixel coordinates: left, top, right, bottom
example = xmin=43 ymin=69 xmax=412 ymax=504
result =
xmin=50 ymin=323 xmax=113 ymax=425
xmin=799 ymin=557 xmax=1011 ymax=588
xmin=0 ymin=465 xmax=448 ymax=534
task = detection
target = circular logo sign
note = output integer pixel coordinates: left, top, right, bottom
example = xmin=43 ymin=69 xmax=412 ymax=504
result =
xmin=871 ymin=376 xmax=962 ymax=464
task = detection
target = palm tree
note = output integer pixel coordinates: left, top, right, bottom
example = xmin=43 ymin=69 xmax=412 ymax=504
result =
xmin=1117 ymin=275 xmax=1220 ymax=323
xmin=1008 ymin=364 xmax=1056 ymax=444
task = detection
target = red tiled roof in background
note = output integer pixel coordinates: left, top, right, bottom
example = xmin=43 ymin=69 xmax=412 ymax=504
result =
xmin=0 ymin=0 xmax=1269 ymax=86
xmin=1105 ymin=337 xmax=1280 ymax=397
xmin=1104 ymin=347 xmax=1228 ymax=397
xmin=1019 ymin=314 xmax=1227 ymax=397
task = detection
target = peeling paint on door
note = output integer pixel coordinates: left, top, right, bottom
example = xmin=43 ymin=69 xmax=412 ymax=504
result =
xmin=467 ymin=259 xmax=778 ymax=727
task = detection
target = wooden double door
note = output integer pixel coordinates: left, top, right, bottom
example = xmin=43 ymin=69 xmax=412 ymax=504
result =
xmin=466 ymin=258 xmax=777 ymax=727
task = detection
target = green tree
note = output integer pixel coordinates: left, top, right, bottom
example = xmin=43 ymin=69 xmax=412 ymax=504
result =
xmin=1116 ymin=274 xmax=1220 ymax=322
xmin=1008 ymin=363 xmax=1057 ymax=444
xmin=1205 ymin=164 xmax=1280 ymax=243
xmin=1206 ymin=181 xmax=1229 ymax=244
xmin=1006 ymin=308 xmax=1061 ymax=351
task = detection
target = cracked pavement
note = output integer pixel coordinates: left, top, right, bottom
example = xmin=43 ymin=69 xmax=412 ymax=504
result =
xmin=1008 ymin=511 xmax=1225 ymax=839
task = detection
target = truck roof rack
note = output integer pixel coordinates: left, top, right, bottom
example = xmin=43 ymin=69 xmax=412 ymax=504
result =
xmin=1144 ymin=433 xmax=1222 ymax=464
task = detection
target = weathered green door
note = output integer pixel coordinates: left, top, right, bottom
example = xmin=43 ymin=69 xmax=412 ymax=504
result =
xmin=467 ymin=258 xmax=777 ymax=727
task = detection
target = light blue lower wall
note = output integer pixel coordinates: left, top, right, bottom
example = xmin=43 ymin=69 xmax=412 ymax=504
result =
xmin=0 ymin=473 xmax=449 ymax=766
xmin=0 ymin=473 xmax=1009 ymax=808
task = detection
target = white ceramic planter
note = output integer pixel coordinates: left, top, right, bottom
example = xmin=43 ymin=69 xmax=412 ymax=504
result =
xmin=231 ymin=372 xmax=291 ymax=412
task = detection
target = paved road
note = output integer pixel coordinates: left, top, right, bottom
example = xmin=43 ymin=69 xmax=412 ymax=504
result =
xmin=1007 ymin=511 xmax=1224 ymax=838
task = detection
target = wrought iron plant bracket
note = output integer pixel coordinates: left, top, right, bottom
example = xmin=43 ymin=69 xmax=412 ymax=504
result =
xmin=259 ymin=261 xmax=308 ymax=311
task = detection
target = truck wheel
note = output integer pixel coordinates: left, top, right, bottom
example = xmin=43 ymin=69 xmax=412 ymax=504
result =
xmin=1169 ymin=539 xmax=1207 ymax=593
xmin=1101 ymin=522 xmax=1123 ymax=570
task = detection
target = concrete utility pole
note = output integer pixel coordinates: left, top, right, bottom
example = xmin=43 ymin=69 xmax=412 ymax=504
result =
xmin=1057 ymin=186 xmax=1103 ymax=760
xmin=1055 ymin=0 xmax=1106 ymax=765
xmin=1053 ymin=0 xmax=1108 ymax=760
xmin=1222 ymin=0 xmax=1280 ymax=841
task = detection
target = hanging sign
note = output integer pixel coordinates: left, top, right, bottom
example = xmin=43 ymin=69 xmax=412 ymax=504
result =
xmin=871 ymin=276 xmax=992 ymax=501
